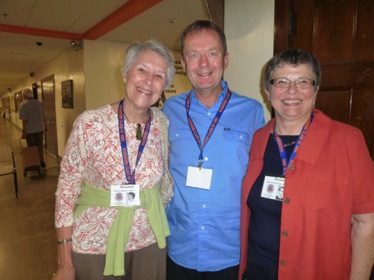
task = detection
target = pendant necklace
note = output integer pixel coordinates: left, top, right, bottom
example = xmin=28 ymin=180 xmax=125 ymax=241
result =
xmin=123 ymin=111 xmax=143 ymax=140
xmin=135 ymin=124 xmax=142 ymax=140
xmin=283 ymin=141 xmax=296 ymax=148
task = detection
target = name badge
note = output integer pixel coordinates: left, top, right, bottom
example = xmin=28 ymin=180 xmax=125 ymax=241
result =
xmin=261 ymin=175 xmax=285 ymax=201
xmin=110 ymin=184 xmax=140 ymax=207
xmin=186 ymin=166 xmax=212 ymax=190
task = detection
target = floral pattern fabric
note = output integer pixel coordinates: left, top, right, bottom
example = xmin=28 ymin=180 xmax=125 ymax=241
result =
xmin=55 ymin=104 xmax=164 ymax=254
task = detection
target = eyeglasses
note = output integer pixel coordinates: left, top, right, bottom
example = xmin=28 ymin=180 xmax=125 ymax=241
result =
xmin=269 ymin=77 xmax=316 ymax=89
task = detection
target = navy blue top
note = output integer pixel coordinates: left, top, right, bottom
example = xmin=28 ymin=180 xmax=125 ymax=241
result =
xmin=246 ymin=134 xmax=298 ymax=274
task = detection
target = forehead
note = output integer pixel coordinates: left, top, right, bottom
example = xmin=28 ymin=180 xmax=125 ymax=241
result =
xmin=272 ymin=63 xmax=314 ymax=77
xmin=184 ymin=29 xmax=223 ymax=51
xmin=131 ymin=50 xmax=166 ymax=69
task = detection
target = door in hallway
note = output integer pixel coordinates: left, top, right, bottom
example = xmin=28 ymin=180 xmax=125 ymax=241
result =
xmin=41 ymin=75 xmax=58 ymax=158
xmin=274 ymin=0 xmax=374 ymax=159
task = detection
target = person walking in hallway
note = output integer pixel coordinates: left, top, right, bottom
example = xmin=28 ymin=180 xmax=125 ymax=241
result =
xmin=19 ymin=88 xmax=47 ymax=168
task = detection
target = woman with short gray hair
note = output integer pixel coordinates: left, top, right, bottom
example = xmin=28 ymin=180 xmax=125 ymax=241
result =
xmin=54 ymin=40 xmax=175 ymax=280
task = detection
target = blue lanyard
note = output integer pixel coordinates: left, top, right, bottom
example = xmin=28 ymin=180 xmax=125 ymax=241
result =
xmin=185 ymin=90 xmax=231 ymax=168
xmin=273 ymin=113 xmax=314 ymax=176
xmin=118 ymin=100 xmax=151 ymax=184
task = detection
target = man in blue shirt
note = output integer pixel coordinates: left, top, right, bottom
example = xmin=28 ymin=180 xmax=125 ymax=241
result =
xmin=163 ymin=20 xmax=265 ymax=280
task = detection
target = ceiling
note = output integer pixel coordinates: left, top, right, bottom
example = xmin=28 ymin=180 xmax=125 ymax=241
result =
xmin=0 ymin=0 xmax=211 ymax=95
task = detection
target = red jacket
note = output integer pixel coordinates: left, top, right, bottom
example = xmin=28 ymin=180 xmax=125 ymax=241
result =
xmin=239 ymin=109 xmax=374 ymax=280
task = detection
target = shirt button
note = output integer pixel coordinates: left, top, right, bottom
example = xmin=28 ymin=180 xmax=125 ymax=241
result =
xmin=176 ymin=133 xmax=179 ymax=137
xmin=281 ymin=231 xmax=288 ymax=237
xmin=280 ymin=260 xmax=287 ymax=266
xmin=288 ymin=164 xmax=294 ymax=170
xmin=201 ymin=226 xmax=205 ymax=230
xmin=204 ymin=156 xmax=208 ymax=161
xmin=207 ymin=112 xmax=211 ymax=116
xmin=283 ymin=198 xmax=290 ymax=204
xmin=202 ymin=204 xmax=206 ymax=208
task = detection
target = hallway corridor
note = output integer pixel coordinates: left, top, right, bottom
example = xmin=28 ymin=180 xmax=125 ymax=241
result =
xmin=0 ymin=118 xmax=58 ymax=279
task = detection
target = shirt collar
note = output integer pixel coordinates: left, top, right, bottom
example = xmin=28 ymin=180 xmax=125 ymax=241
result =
xmin=191 ymin=80 xmax=228 ymax=107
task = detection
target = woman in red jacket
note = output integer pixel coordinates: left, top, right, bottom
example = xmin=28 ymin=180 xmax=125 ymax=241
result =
xmin=239 ymin=49 xmax=374 ymax=280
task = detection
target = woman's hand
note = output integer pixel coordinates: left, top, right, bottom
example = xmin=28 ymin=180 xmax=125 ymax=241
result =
xmin=351 ymin=213 xmax=374 ymax=280
xmin=54 ymin=227 xmax=75 ymax=280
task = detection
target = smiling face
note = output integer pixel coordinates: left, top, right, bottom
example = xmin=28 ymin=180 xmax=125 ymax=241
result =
xmin=182 ymin=29 xmax=229 ymax=102
xmin=123 ymin=49 xmax=167 ymax=111
xmin=266 ymin=63 xmax=319 ymax=127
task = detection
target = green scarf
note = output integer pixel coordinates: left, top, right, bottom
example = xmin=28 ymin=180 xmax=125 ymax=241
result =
xmin=73 ymin=182 xmax=170 ymax=276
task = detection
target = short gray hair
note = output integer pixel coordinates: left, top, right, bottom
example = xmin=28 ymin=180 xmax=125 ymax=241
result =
xmin=121 ymin=40 xmax=175 ymax=90
xmin=21 ymin=88 xmax=33 ymax=99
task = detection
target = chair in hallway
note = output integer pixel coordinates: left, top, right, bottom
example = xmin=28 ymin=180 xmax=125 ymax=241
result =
xmin=0 ymin=144 xmax=18 ymax=197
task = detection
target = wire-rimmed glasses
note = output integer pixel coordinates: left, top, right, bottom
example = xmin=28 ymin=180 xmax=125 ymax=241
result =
xmin=269 ymin=77 xmax=316 ymax=89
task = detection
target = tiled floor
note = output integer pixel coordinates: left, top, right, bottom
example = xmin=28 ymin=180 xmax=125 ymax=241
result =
xmin=0 ymin=118 xmax=59 ymax=279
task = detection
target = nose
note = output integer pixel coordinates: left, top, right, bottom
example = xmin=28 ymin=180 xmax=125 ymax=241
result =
xmin=199 ymin=54 xmax=209 ymax=67
xmin=144 ymin=73 xmax=153 ymax=85
xmin=287 ymin=82 xmax=298 ymax=94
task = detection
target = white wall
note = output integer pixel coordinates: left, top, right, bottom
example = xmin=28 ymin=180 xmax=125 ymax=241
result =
xmin=225 ymin=0 xmax=274 ymax=121
xmin=83 ymin=40 xmax=128 ymax=110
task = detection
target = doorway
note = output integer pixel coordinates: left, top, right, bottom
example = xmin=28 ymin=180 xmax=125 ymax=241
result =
xmin=41 ymin=75 xmax=58 ymax=158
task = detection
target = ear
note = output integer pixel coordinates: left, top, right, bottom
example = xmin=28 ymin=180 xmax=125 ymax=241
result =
xmin=265 ymin=88 xmax=271 ymax=100
xmin=122 ymin=73 xmax=127 ymax=83
xmin=224 ymin=52 xmax=229 ymax=69
xmin=312 ymin=87 xmax=319 ymax=106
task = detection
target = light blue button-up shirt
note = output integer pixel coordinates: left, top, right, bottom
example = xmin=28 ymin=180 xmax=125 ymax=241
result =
xmin=163 ymin=81 xmax=265 ymax=271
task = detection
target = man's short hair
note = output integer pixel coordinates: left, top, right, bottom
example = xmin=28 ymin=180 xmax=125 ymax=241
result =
xmin=21 ymin=88 xmax=34 ymax=99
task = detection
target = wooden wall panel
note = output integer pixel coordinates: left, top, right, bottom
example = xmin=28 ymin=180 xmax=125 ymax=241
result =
xmin=314 ymin=0 xmax=356 ymax=63
xmin=356 ymin=0 xmax=374 ymax=62
xmin=315 ymin=89 xmax=352 ymax=123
